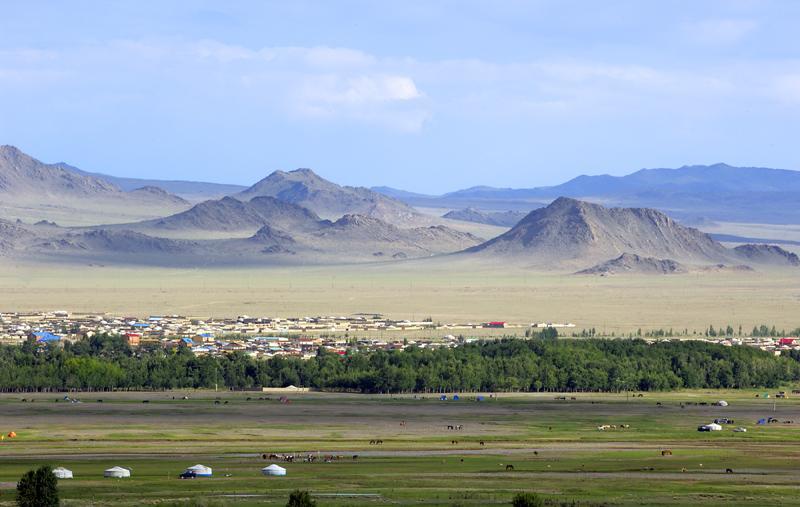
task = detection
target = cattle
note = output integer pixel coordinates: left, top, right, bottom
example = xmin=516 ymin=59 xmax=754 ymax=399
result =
xmin=661 ymin=450 xmax=673 ymax=456
xmin=505 ymin=464 xmax=514 ymax=471
xmin=479 ymin=441 xmax=485 ymax=446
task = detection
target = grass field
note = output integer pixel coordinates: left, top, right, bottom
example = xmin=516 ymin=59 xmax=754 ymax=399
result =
xmin=1 ymin=390 xmax=799 ymax=506
xmin=1 ymin=258 xmax=798 ymax=335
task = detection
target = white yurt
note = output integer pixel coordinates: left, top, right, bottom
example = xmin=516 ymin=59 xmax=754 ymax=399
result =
xmin=52 ymin=467 xmax=73 ymax=479
xmin=705 ymin=423 xmax=723 ymax=431
xmin=261 ymin=464 xmax=287 ymax=476
xmin=185 ymin=464 xmax=212 ymax=477
xmin=104 ymin=466 xmax=131 ymax=478
xmin=716 ymin=400 xmax=729 ymax=407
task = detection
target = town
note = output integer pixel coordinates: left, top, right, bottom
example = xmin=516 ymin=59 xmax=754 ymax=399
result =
xmin=0 ymin=310 xmax=578 ymax=358
xmin=2 ymin=310 xmax=798 ymax=358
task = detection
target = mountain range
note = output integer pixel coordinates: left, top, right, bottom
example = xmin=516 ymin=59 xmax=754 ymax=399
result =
xmin=0 ymin=145 xmax=798 ymax=272
xmin=374 ymin=163 xmax=800 ymax=224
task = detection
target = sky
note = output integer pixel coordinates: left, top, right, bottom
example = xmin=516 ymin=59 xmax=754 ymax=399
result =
xmin=1 ymin=0 xmax=799 ymax=193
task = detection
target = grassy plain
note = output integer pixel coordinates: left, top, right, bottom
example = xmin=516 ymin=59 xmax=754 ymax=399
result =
xmin=0 ymin=258 xmax=798 ymax=335
xmin=1 ymin=390 xmax=799 ymax=506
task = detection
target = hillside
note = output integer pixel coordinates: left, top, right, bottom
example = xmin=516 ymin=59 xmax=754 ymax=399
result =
xmin=0 ymin=145 xmax=121 ymax=196
xmin=733 ymin=244 xmax=800 ymax=266
xmin=0 ymin=146 xmax=191 ymax=225
xmin=144 ymin=196 xmax=321 ymax=232
xmin=443 ymin=207 xmax=526 ymax=227
xmin=236 ymin=168 xmax=425 ymax=225
xmin=466 ymin=197 xmax=730 ymax=264
xmin=576 ymin=253 xmax=687 ymax=275
xmin=61 ymin=163 xmax=246 ymax=201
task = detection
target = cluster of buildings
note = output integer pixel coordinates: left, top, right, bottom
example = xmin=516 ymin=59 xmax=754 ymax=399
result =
xmin=701 ymin=336 xmax=800 ymax=356
xmin=0 ymin=311 xmax=577 ymax=359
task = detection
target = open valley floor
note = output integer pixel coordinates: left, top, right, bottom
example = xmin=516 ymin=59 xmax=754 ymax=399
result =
xmin=1 ymin=390 xmax=799 ymax=506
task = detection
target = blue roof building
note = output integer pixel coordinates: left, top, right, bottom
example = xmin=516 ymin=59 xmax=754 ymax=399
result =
xmin=33 ymin=331 xmax=62 ymax=342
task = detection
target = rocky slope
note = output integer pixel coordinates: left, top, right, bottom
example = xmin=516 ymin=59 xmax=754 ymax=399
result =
xmin=236 ymin=168 xmax=424 ymax=225
xmin=576 ymin=253 xmax=687 ymax=275
xmin=145 ymin=196 xmax=321 ymax=232
xmin=733 ymin=244 xmax=800 ymax=266
xmin=443 ymin=207 xmax=527 ymax=227
xmin=467 ymin=197 xmax=730 ymax=263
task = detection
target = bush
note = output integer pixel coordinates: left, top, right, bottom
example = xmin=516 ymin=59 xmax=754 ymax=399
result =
xmin=286 ymin=490 xmax=316 ymax=507
xmin=512 ymin=492 xmax=545 ymax=507
xmin=16 ymin=465 xmax=59 ymax=507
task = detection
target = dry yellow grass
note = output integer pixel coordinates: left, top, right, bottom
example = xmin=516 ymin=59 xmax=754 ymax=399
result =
xmin=0 ymin=258 xmax=797 ymax=334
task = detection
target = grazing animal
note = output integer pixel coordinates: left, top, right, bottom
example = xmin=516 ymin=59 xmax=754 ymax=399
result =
xmin=533 ymin=451 xmax=538 ymax=456
xmin=479 ymin=441 xmax=485 ymax=446
xmin=661 ymin=450 xmax=673 ymax=456
xmin=726 ymin=468 xmax=734 ymax=474
xmin=681 ymin=467 xmax=687 ymax=472
xmin=142 ymin=400 xmax=150 ymax=403
xmin=214 ymin=400 xmax=220 ymax=405
xmin=447 ymin=425 xmax=454 ymax=430
xmin=656 ymin=402 xmax=662 ymax=406
xmin=505 ymin=464 xmax=514 ymax=471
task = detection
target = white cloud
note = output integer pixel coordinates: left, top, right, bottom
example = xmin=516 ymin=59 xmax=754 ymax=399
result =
xmin=2 ymin=37 xmax=798 ymax=134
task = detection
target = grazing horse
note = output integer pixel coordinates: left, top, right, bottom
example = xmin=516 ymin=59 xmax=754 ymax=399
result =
xmin=447 ymin=425 xmax=454 ymax=430
xmin=479 ymin=441 xmax=485 ymax=446
xmin=505 ymin=464 xmax=514 ymax=471
xmin=533 ymin=451 xmax=538 ymax=456
xmin=661 ymin=450 xmax=673 ymax=456
xmin=352 ymin=455 xmax=358 ymax=460
xmin=726 ymin=468 xmax=734 ymax=474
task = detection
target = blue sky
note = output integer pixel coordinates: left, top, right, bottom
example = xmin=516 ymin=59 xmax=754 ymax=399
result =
xmin=1 ymin=0 xmax=799 ymax=193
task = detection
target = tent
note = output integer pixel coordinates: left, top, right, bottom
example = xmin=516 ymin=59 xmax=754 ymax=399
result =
xmin=52 ymin=467 xmax=73 ymax=479
xmin=452 ymin=395 xmax=460 ymax=401
xmin=185 ymin=464 xmax=212 ymax=477
xmin=439 ymin=395 xmax=447 ymax=401
xmin=261 ymin=464 xmax=287 ymax=476
xmin=104 ymin=466 xmax=131 ymax=478
xmin=716 ymin=400 xmax=729 ymax=407
xmin=705 ymin=423 xmax=723 ymax=431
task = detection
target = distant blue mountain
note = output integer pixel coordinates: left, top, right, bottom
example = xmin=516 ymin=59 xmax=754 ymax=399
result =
xmin=374 ymin=163 xmax=800 ymax=224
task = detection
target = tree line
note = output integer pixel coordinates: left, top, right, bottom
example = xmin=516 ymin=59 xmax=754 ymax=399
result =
xmin=0 ymin=333 xmax=798 ymax=393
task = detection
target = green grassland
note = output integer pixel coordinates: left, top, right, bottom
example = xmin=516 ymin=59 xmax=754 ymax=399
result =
xmin=1 ymin=390 xmax=799 ymax=506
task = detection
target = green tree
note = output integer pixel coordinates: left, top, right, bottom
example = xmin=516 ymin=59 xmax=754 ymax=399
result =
xmin=512 ymin=492 xmax=544 ymax=507
xmin=286 ymin=490 xmax=316 ymax=507
xmin=16 ymin=465 xmax=59 ymax=507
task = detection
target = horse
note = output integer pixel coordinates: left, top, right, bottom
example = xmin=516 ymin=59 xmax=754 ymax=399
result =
xmin=479 ymin=441 xmax=485 ymax=446
xmin=661 ymin=450 xmax=673 ymax=456
xmin=505 ymin=464 xmax=514 ymax=471
xmin=725 ymin=468 xmax=734 ymax=474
